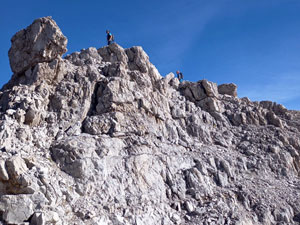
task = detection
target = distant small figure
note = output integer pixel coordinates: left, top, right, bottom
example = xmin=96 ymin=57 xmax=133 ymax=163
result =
xmin=176 ymin=70 xmax=183 ymax=82
xmin=106 ymin=30 xmax=114 ymax=45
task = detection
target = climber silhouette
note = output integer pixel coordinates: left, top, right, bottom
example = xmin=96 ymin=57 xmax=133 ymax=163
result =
xmin=176 ymin=70 xmax=183 ymax=82
xmin=106 ymin=30 xmax=114 ymax=45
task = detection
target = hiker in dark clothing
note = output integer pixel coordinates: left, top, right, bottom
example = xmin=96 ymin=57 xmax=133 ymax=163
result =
xmin=176 ymin=70 xmax=183 ymax=82
xmin=106 ymin=30 xmax=114 ymax=45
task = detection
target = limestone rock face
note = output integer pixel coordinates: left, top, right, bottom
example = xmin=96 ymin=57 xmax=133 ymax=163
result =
xmin=8 ymin=16 xmax=67 ymax=74
xmin=1 ymin=17 xmax=300 ymax=225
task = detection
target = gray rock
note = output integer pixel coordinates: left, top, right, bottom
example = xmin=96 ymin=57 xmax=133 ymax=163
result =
xmin=218 ymin=83 xmax=237 ymax=97
xmin=25 ymin=108 xmax=41 ymax=126
xmin=202 ymin=79 xmax=219 ymax=97
xmin=198 ymin=97 xmax=224 ymax=112
xmin=185 ymin=200 xmax=195 ymax=213
xmin=180 ymin=81 xmax=207 ymax=101
xmin=8 ymin=16 xmax=67 ymax=74
xmin=1 ymin=16 xmax=300 ymax=225
xmin=51 ymin=135 xmax=98 ymax=178
xmin=5 ymin=155 xmax=28 ymax=180
xmin=0 ymin=195 xmax=34 ymax=224
xmin=266 ymin=111 xmax=283 ymax=128
xmin=0 ymin=160 xmax=9 ymax=181
xmin=98 ymin=43 xmax=128 ymax=64
xmin=30 ymin=211 xmax=62 ymax=225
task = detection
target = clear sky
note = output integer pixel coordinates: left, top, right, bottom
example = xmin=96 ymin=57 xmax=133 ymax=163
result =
xmin=1 ymin=0 xmax=300 ymax=110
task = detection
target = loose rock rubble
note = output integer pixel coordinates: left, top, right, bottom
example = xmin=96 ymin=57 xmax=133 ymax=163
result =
xmin=0 ymin=17 xmax=300 ymax=225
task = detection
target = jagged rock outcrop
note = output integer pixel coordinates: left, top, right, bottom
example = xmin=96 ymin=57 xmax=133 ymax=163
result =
xmin=0 ymin=17 xmax=300 ymax=225
xmin=218 ymin=83 xmax=237 ymax=97
xmin=8 ymin=16 xmax=67 ymax=75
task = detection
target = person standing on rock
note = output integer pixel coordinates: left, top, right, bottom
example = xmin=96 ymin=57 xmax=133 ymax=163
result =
xmin=106 ymin=30 xmax=114 ymax=45
xmin=176 ymin=70 xmax=183 ymax=82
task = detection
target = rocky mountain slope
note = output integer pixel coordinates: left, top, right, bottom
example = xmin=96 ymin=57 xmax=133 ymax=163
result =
xmin=0 ymin=16 xmax=300 ymax=225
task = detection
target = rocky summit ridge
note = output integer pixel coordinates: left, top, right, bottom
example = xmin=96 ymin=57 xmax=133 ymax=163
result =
xmin=0 ymin=16 xmax=300 ymax=225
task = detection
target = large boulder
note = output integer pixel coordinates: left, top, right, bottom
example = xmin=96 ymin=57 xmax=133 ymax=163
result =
xmin=8 ymin=16 xmax=67 ymax=74
xmin=98 ymin=43 xmax=128 ymax=64
xmin=179 ymin=81 xmax=206 ymax=101
xmin=0 ymin=195 xmax=34 ymax=224
xmin=202 ymin=80 xmax=219 ymax=98
xmin=218 ymin=83 xmax=237 ymax=97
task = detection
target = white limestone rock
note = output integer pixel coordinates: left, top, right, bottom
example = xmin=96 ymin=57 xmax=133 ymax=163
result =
xmin=8 ymin=17 xmax=67 ymax=74
xmin=5 ymin=155 xmax=28 ymax=180
xmin=0 ymin=160 xmax=9 ymax=181
xmin=202 ymin=79 xmax=219 ymax=98
xmin=0 ymin=195 xmax=34 ymax=224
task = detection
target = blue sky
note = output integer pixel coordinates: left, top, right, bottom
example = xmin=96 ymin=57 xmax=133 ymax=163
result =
xmin=1 ymin=0 xmax=300 ymax=110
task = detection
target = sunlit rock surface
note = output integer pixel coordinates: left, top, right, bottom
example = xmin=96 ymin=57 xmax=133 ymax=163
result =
xmin=0 ymin=17 xmax=300 ymax=225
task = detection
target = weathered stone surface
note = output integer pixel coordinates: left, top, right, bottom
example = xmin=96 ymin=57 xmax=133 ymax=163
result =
xmin=218 ymin=83 xmax=237 ymax=97
xmin=83 ymin=114 xmax=116 ymax=135
xmin=31 ymin=211 xmax=61 ymax=225
xmin=5 ymin=155 xmax=28 ymax=180
xmin=8 ymin=16 xmax=67 ymax=74
xmin=260 ymin=101 xmax=288 ymax=116
xmin=0 ymin=17 xmax=300 ymax=225
xmin=266 ymin=111 xmax=283 ymax=128
xmin=0 ymin=160 xmax=9 ymax=181
xmin=24 ymin=108 xmax=41 ymax=126
xmin=98 ymin=42 xmax=128 ymax=64
xmin=180 ymin=81 xmax=206 ymax=101
xmin=51 ymin=135 xmax=99 ymax=178
xmin=202 ymin=79 xmax=219 ymax=97
xmin=0 ymin=195 xmax=34 ymax=224
xmin=198 ymin=97 xmax=224 ymax=112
